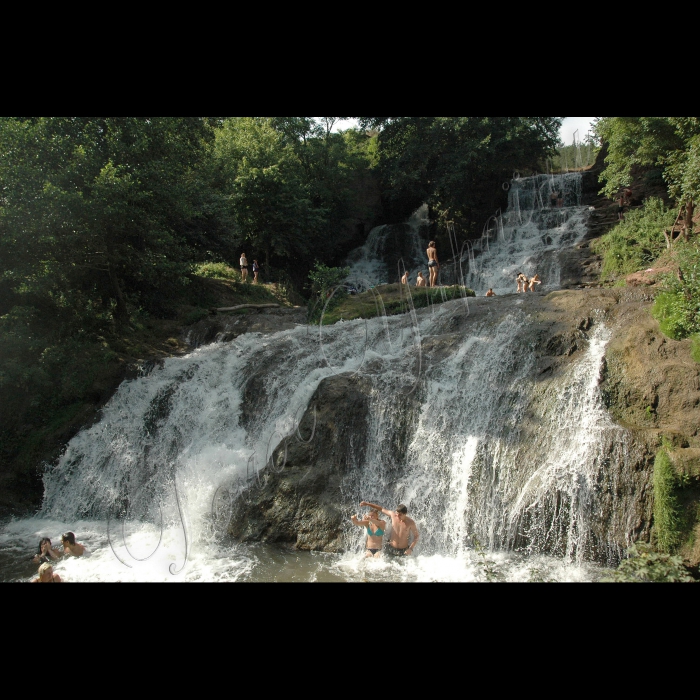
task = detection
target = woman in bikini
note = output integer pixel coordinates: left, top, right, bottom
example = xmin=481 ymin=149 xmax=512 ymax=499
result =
xmin=351 ymin=509 xmax=387 ymax=559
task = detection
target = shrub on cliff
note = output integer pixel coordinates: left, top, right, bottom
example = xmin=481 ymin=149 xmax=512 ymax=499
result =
xmin=652 ymin=242 xmax=700 ymax=340
xmin=653 ymin=450 xmax=683 ymax=553
xmin=592 ymin=198 xmax=675 ymax=281
xmin=604 ymin=544 xmax=695 ymax=583
xmin=692 ymin=335 xmax=700 ymax=363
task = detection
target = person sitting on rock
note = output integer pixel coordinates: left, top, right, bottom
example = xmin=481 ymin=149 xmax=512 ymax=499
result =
xmin=33 ymin=563 xmax=62 ymax=584
xmin=416 ymin=272 xmax=427 ymax=288
xmin=351 ymin=509 xmax=387 ymax=559
xmin=401 ymin=271 xmax=409 ymax=286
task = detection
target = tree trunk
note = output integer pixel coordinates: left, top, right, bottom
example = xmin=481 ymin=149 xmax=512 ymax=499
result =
xmin=684 ymin=200 xmax=695 ymax=242
xmin=108 ymin=264 xmax=129 ymax=322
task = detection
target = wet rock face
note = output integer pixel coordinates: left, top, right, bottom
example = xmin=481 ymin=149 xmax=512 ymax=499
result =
xmin=227 ymin=288 xmax=699 ymax=561
xmin=602 ymin=309 xmax=700 ymax=440
xmin=185 ymin=308 xmax=306 ymax=348
xmin=229 ymin=375 xmax=374 ymax=552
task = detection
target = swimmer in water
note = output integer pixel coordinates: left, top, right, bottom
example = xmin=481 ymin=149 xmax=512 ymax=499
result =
xmin=352 ymin=509 xmax=387 ymax=559
xmin=360 ymin=501 xmax=420 ymax=557
xmin=486 ymin=289 xmax=496 ymax=297
xmin=33 ymin=538 xmax=61 ymax=565
xmin=61 ymin=532 xmax=87 ymax=558
xmin=33 ymin=563 xmax=62 ymax=584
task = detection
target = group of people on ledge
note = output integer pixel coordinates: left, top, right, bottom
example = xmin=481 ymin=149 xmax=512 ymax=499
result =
xmin=31 ymin=532 xmax=88 ymax=584
xmin=352 ymin=502 xmax=420 ymax=559
xmin=516 ymin=273 xmax=542 ymax=294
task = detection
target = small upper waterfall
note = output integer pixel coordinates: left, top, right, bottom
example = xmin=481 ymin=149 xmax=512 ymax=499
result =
xmin=345 ymin=173 xmax=588 ymax=297
xmin=442 ymin=172 xmax=590 ymax=295
xmin=345 ymin=205 xmax=429 ymax=290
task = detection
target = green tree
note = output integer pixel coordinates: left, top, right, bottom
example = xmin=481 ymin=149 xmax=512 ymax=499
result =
xmin=214 ymin=118 xmax=378 ymax=288
xmin=0 ymin=116 xmax=222 ymax=322
xmin=353 ymin=117 xmax=564 ymax=230
xmin=597 ymin=117 xmax=700 ymax=242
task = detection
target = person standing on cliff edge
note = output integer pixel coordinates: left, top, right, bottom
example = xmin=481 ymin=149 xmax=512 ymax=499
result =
xmin=360 ymin=501 xmax=420 ymax=557
xmin=427 ymin=242 xmax=440 ymax=288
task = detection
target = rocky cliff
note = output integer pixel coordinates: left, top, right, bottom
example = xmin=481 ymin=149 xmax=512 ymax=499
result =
xmin=227 ymin=289 xmax=700 ymax=564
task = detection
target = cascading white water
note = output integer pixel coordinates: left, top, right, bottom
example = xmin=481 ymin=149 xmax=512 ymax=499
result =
xmin=0 ymin=291 xmax=633 ymax=582
xmin=442 ymin=173 xmax=590 ymax=295
xmin=345 ymin=205 xmax=429 ymax=290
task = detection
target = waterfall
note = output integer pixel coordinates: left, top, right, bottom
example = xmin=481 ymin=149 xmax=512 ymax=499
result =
xmin=441 ymin=173 xmax=590 ymax=295
xmin=1 ymin=175 xmax=640 ymax=583
xmin=345 ymin=205 xmax=429 ymax=290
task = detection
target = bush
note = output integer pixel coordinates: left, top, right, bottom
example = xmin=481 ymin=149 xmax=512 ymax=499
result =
xmin=308 ymin=262 xmax=351 ymax=299
xmin=653 ymin=292 xmax=696 ymax=340
xmin=195 ymin=263 xmax=240 ymax=282
xmin=653 ymin=450 xmax=683 ymax=553
xmin=592 ymin=198 xmax=676 ymax=281
xmin=692 ymin=335 xmax=700 ymax=363
xmin=604 ymin=544 xmax=695 ymax=583
xmin=652 ymin=242 xmax=700 ymax=340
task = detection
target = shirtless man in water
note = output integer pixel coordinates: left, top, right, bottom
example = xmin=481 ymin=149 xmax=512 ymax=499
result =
xmin=61 ymin=532 xmax=87 ymax=558
xmin=427 ymin=242 xmax=440 ymax=288
xmin=360 ymin=502 xmax=420 ymax=557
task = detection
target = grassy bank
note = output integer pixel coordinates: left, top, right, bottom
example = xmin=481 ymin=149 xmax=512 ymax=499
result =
xmin=313 ymin=284 xmax=476 ymax=325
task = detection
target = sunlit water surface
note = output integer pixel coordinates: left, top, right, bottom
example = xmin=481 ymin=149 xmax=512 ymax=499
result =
xmin=1 ymin=518 xmax=605 ymax=583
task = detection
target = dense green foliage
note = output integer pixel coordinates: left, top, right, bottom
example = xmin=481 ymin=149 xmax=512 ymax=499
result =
xmin=214 ymin=118 xmax=377 ymax=287
xmin=551 ymin=139 xmax=599 ymax=172
xmin=354 ymin=117 xmax=564 ymax=228
xmin=652 ymin=243 xmax=700 ymax=340
xmin=597 ymin=117 xmax=700 ymax=204
xmin=592 ymin=198 xmax=676 ymax=280
xmin=604 ymin=544 xmax=695 ymax=583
